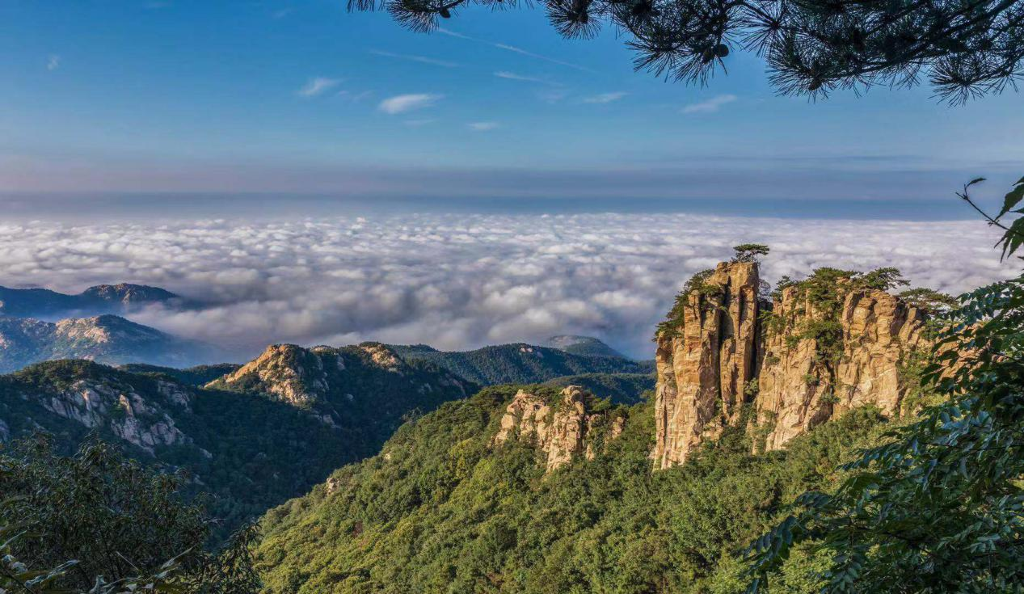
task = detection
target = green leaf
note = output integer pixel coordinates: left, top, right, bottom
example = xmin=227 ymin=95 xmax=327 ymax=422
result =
xmin=997 ymin=178 xmax=1024 ymax=219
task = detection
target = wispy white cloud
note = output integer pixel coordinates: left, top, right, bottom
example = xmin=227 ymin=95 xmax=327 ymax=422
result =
xmin=378 ymin=93 xmax=442 ymax=114
xmin=583 ymin=91 xmax=627 ymax=104
xmin=682 ymin=94 xmax=737 ymax=114
xmin=298 ymin=77 xmax=342 ymax=97
xmin=272 ymin=8 xmax=293 ymax=18
xmin=438 ymin=28 xmax=595 ymax=73
xmin=494 ymin=71 xmax=550 ymax=84
xmin=46 ymin=55 xmax=61 ymax=71
xmin=370 ymin=50 xmax=459 ymax=68
xmin=468 ymin=122 xmax=500 ymax=131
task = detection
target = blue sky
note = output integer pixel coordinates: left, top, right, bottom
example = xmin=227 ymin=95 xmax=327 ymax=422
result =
xmin=3 ymin=0 xmax=1023 ymax=206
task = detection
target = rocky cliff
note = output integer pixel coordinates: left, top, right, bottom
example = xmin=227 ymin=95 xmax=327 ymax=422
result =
xmin=755 ymin=284 xmax=928 ymax=451
xmin=651 ymin=261 xmax=761 ymax=469
xmin=492 ymin=386 xmax=625 ymax=472
xmin=653 ymin=262 xmax=931 ymax=468
xmin=2 ymin=362 xmax=195 ymax=454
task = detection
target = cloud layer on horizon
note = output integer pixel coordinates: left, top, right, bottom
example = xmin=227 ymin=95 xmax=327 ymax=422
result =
xmin=0 ymin=213 xmax=1016 ymax=361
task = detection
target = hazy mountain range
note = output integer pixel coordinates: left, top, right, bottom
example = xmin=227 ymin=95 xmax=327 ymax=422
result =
xmin=0 ymin=314 xmax=221 ymax=373
xmin=0 ymin=283 xmax=185 ymax=319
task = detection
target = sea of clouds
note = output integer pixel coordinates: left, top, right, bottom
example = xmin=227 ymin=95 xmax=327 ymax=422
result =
xmin=0 ymin=213 xmax=1017 ymax=360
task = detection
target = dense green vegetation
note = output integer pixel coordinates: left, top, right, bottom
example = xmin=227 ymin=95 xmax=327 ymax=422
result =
xmin=255 ymin=384 xmax=890 ymax=593
xmin=391 ymin=343 xmax=652 ymax=386
xmin=541 ymin=372 xmax=654 ymax=404
xmin=0 ymin=355 xmax=470 ymax=541
xmin=121 ymin=362 xmax=242 ymax=386
xmin=0 ymin=437 xmax=260 ymax=593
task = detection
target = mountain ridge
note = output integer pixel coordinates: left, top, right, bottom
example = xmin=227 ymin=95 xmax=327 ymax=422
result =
xmin=390 ymin=342 xmax=653 ymax=387
xmin=0 ymin=313 xmax=220 ymax=373
xmin=0 ymin=282 xmax=184 ymax=318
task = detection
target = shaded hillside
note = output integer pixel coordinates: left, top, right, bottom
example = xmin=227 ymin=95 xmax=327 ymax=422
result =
xmin=0 ymin=314 xmax=219 ymax=373
xmin=0 ymin=345 xmax=476 ymax=538
xmin=391 ymin=342 xmax=651 ymax=386
xmin=0 ymin=283 xmax=182 ymax=318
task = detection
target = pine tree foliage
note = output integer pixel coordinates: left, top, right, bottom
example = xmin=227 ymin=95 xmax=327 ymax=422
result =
xmin=353 ymin=0 xmax=1024 ymax=102
xmin=0 ymin=437 xmax=262 ymax=593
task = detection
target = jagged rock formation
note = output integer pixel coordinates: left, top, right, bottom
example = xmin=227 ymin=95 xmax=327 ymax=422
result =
xmin=492 ymin=386 xmax=625 ymax=472
xmin=755 ymin=285 xmax=928 ymax=451
xmin=6 ymin=369 xmax=193 ymax=453
xmin=214 ymin=344 xmax=331 ymax=407
xmin=653 ymin=261 xmax=932 ymax=468
xmin=652 ymin=261 xmax=761 ymax=469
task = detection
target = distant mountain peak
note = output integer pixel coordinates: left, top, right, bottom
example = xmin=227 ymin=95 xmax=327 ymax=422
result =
xmin=208 ymin=342 xmax=474 ymax=420
xmin=545 ymin=335 xmax=627 ymax=359
xmin=80 ymin=283 xmax=179 ymax=305
xmin=0 ymin=313 xmax=216 ymax=373
xmin=0 ymin=282 xmax=182 ymax=319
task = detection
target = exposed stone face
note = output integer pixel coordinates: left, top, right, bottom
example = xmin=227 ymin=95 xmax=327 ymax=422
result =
xmin=37 ymin=379 xmax=190 ymax=454
xmin=214 ymin=344 xmax=329 ymax=406
xmin=753 ymin=286 xmax=834 ymax=452
xmin=653 ymin=261 xmax=933 ymax=466
xmin=492 ymin=386 xmax=625 ymax=472
xmin=754 ymin=287 xmax=928 ymax=452
xmin=836 ymin=289 xmax=927 ymax=412
xmin=0 ymin=418 xmax=9 ymax=442
xmin=652 ymin=261 xmax=761 ymax=469
xmin=359 ymin=343 xmax=403 ymax=373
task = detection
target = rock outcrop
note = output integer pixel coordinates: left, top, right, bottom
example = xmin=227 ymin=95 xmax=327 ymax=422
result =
xmin=653 ymin=261 xmax=932 ymax=467
xmin=37 ymin=378 xmax=191 ymax=454
xmin=208 ymin=342 xmax=475 ymax=426
xmin=492 ymin=386 xmax=625 ymax=472
xmin=214 ymin=344 xmax=331 ymax=407
xmin=652 ymin=261 xmax=761 ymax=469
xmin=755 ymin=286 xmax=928 ymax=451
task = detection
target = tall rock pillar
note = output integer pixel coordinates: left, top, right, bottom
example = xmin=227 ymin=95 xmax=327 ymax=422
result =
xmin=652 ymin=261 xmax=760 ymax=469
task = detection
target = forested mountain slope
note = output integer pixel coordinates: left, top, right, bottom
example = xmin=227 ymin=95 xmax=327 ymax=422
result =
xmin=256 ymin=384 xmax=887 ymax=593
xmin=391 ymin=342 xmax=653 ymax=386
xmin=0 ymin=343 xmax=476 ymax=537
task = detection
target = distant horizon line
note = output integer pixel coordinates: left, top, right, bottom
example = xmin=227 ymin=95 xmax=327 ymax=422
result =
xmin=0 ymin=192 xmax=991 ymax=222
